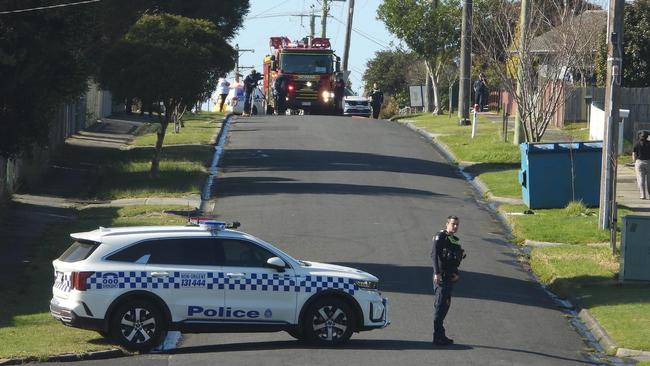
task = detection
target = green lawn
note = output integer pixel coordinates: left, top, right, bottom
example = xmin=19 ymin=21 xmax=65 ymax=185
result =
xmin=133 ymin=111 xmax=224 ymax=146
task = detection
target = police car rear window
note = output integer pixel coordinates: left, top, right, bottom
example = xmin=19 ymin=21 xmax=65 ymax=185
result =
xmin=59 ymin=240 xmax=100 ymax=262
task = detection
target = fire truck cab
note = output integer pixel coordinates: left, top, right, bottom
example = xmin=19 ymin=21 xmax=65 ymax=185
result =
xmin=263 ymin=36 xmax=341 ymax=115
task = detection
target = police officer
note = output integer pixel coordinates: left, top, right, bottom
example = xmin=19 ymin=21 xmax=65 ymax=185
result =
xmin=243 ymin=69 xmax=261 ymax=116
xmin=369 ymin=83 xmax=384 ymax=119
xmin=431 ymin=215 xmax=465 ymax=346
xmin=273 ymin=72 xmax=288 ymax=115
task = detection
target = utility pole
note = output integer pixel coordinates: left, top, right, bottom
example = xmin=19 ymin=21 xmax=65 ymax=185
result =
xmin=321 ymin=0 xmax=329 ymax=38
xmin=234 ymin=44 xmax=254 ymax=82
xmin=457 ymin=0 xmax=472 ymax=125
xmin=310 ymin=10 xmax=316 ymax=39
xmin=513 ymin=0 xmax=530 ymax=145
xmin=342 ymin=0 xmax=355 ymax=72
xmin=599 ymin=0 xmax=625 ymax=248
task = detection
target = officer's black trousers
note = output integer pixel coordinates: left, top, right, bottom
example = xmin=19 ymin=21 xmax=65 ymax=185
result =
xmin=433 ymin=282 xmax=453 ymax=339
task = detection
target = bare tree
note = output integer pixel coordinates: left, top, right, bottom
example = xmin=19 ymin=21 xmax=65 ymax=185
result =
xmin=473 ymin=0 xmax=600 ymax=142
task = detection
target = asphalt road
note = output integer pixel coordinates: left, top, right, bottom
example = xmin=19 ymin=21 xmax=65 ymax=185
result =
xmin=41 ymin=114 xmax=596 ymax=365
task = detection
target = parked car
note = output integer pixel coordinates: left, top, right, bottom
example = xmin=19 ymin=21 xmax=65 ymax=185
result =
xmin=50 ymin=220 xmax=389 ymax=352
xmin=343 ymin=96 xmax=372 ymax=118
xmin=225 ymin=83 xmax=265 ymax=115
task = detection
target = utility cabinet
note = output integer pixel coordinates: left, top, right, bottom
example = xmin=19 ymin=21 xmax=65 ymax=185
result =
xmin=620 ymin=215 xmax=650 ymax=282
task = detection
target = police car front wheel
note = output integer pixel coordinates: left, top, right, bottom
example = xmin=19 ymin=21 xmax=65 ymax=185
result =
xmin=303 ymin=298 xmax=354 ymax=345
xmin=111 ymin=299 xmax=166 ymax=352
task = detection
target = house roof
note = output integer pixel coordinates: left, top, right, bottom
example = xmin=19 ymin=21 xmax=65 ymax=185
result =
xmin=530 ymin=10 xmax=606 ymax=54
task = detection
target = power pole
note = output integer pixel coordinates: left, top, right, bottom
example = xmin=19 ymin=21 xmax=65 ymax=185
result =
xmin=513 ymin=0 xmax=530 ymax=145
xmin=234 ymin=44 xmax=254 ymax=82
xmin=310 ymin=10 xmax=316 ymax=39
xmin=457 ymin=0 xmax=472 ymax=125
xmin=321 ymin=0 xmax=329 ymax=38
xmin=599 ymin=0 xmax=625 ymax=247
xmin=342 ymin=0 xmax=355 ymax=72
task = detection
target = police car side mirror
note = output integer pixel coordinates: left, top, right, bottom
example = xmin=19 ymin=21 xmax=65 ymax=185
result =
xmin=266 ymin=257 xmax=286 ymax=272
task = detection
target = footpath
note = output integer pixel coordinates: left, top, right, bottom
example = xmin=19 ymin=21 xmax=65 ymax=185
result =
xmin=396 ymin=112 xmax=650 ymax=365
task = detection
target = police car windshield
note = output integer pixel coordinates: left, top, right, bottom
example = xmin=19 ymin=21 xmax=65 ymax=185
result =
xmin=280 ymin=53 xmax=333 ymax=74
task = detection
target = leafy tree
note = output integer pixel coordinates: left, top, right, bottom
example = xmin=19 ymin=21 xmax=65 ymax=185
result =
xmin=99 ymin=13 xmax=235 ymax=177
xmin=377 ymin=0 xmax=460 ymax=114
xmin=362 ymin=50 xmax=424 ymax=107
xmin=595 ymin=0 xmax=650 ymax=87
xmin=0 ymin=1 xmax=100 ymax=157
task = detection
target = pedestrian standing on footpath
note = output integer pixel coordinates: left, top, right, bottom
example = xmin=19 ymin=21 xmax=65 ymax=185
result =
xmin=369 ymin=83 xmax=384 ymax=119
xmin=633 ymin=130 xmax=650 ymax=199
xmin=431 ymin=215 xmax=465 ymax=346
xmin=473 ymin=72 xmax=487 ymax=112
xmin=216 ymin=76 xmax=230 ymax=113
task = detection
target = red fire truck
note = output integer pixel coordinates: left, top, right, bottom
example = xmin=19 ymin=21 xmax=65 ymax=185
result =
xmin=262 ymin=36 xmax=341 ymax=115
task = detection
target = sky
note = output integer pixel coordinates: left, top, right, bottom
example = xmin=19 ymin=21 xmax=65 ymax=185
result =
xmin=231 ymin=0 xmax=399 ymax=95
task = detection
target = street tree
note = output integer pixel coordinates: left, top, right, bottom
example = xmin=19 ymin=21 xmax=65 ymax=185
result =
xmin=473 ymin=0 xmax=598 ymax=142
xmin=362 ymin=50 xmax=425 ymax=107
xmin=377 ymin=0 xmax=460 ymax=114
xmin=0 ymin=1 xmax=99 ymax=158
xmin=595 ymin=0 xmax=650 ymax=87
xmin=99 ymin=13 xmax=235 ymax=177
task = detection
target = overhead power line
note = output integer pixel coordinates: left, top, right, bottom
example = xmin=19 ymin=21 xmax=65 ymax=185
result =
xmin=0 ymin=0 xmax=101 ymax=15
xmin=329 ymin=15 xmax=390 ymax=49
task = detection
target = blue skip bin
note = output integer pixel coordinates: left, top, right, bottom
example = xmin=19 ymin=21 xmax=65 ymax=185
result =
xmin=518 ymin=141 xmax=602 ymax=209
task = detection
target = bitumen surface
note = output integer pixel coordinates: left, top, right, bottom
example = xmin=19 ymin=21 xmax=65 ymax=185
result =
xmin=3 ymin=112 xmax=646 ymax=365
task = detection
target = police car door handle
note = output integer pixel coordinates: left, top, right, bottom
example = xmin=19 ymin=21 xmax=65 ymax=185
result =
xmin=151 ymin=271 xmax=169 ymax=278
xmin=226 ymin=272 xmax=245 ymax=278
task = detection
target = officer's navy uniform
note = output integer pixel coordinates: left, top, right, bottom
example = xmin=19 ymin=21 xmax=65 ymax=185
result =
xmin=431 ymin=229 xmax=465 ymax=345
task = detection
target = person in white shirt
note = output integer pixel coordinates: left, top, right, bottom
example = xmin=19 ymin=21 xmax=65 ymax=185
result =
xmin=216 ymin=76 xmax=231 ymax=112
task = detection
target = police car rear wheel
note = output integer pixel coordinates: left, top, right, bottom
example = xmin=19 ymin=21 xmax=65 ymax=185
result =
xmin=303 ymin=298 xmax=354 ymax=345
xmin=111 ymin=299 xmax=165 ymax=352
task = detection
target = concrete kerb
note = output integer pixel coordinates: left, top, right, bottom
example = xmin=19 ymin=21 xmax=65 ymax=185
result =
xmin=200 ymin=113 xmax=233 ymax=214
xmin=393 ymin=118 xmax=644 ymax=364
xmin=0 ymin=349 xmax=127 ymax=365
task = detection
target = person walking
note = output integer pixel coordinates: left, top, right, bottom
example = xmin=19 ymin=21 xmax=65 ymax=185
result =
xmin=334 ymin=77 xmax=346 ymax=114
xmin=369 ymin=83 xmax=384 ymax=119
xmin=216 ymin=76 xmax=230 ymax=113
xmin=633 ymin=130 xmax=650 ymax=199
xmin=431 ymin=215 xmax=465 ymax=346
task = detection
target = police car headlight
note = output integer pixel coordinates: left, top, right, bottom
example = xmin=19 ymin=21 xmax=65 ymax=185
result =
xmin=355 ymin=280 xmax=378 ymax=290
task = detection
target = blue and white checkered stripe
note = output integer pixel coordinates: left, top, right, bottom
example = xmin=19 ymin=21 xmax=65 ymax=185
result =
xmin=54 ymin=272 xmax=71 ymax=292
xmin=86 ymin=272 xmax=358 ymax=294
xmin=87 ymin=271 xmax=180 ymax=290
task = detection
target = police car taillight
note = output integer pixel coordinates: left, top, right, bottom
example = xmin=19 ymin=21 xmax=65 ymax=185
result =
xmin=71 ymin=271 xmax=94 ymax=291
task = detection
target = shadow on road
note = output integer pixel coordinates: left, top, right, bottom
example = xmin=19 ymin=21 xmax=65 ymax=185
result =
xmin=220 ymin=149 xmax=461 ymax=179
xmin=214 ymin=176 xmax=443 ymax=198
xmin=333 ymin=262 xmax=558 ymax=310
xmin=170 ymin=339 xmax=593 ymax=364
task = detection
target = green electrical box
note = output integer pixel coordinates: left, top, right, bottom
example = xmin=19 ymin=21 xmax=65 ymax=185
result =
xmin=620 ymin=215 xmax=650 ymax=282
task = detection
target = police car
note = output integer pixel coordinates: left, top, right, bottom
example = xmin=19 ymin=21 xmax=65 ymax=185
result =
xmin=50 ymin=220 xmax=389 ymax=352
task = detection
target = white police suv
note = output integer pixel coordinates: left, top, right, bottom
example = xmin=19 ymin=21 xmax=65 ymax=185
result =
xmin=50 ymin=220 xmax=389 ymax=352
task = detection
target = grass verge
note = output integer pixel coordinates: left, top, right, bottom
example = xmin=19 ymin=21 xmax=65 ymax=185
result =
xmin=404 ymin=113 xmax=650 ymax=352
xmin=133 ymin=111 xmax=224 ymax=146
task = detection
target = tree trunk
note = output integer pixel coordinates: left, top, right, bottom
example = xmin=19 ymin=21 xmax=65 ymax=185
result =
xmin=150 ymin=102 xmax=173 ymax=178
xmin=425 ymin=60 xmax=441 ymax=114
xmin=425 ymin=65 xmax=433 ymax=113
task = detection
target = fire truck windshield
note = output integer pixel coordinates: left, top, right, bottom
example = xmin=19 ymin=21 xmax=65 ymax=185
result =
xmin=280 ymin=53 xmax=333 ymax=74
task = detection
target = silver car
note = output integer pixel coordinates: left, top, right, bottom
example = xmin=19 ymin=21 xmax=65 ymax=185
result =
xmin=343 ymin=96 xmax=372 ymax=118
